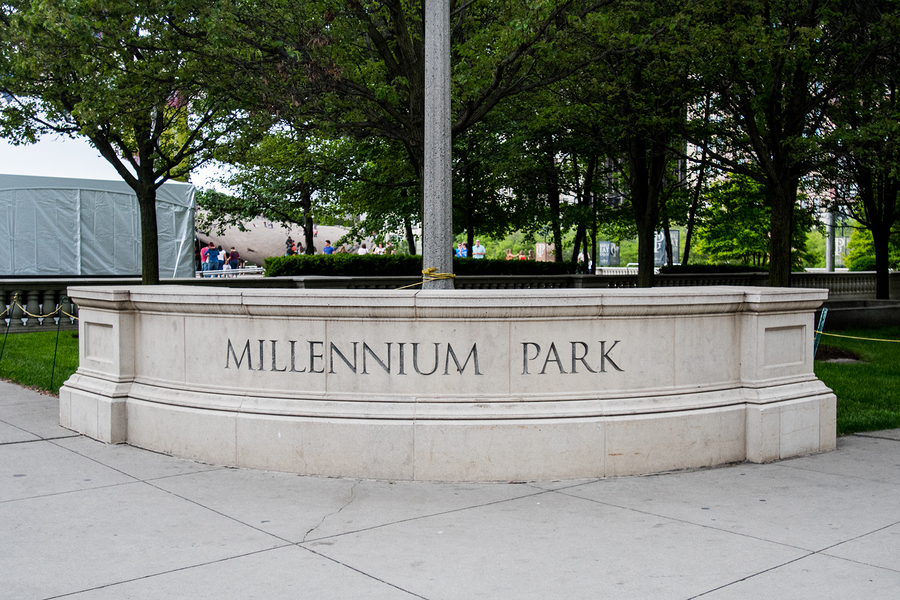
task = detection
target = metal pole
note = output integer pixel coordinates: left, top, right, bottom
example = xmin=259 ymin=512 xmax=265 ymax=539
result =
xmin=422 ymin=0 xmax=453 ymax=289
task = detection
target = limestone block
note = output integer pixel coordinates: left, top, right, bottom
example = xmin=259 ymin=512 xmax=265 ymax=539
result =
xmin=235 ymin=415 xmax=415 ymax=480
xmin=412 ymin=420 xmax=606 ymax=481
xmin=604 ymin=407 xmax=746 ymax=477
xmin=125 ymin=400 xmax=236 ymax=465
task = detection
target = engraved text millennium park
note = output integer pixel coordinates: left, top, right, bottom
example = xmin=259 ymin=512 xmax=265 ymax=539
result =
xmin=224 ymin=338 xmax=624 ymax=376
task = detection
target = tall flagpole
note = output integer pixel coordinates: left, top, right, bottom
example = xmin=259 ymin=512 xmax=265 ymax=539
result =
xmin=422 ymin=0 xmax=453 ymax=289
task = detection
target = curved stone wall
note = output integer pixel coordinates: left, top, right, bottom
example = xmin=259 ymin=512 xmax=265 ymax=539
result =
xmin=59 ymin=285 xmax=836 ymax=481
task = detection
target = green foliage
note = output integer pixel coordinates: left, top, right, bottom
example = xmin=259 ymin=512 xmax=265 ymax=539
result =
xmin=845 ymin=228 xmax=900 ymax=271
xmin=694 ymin=175 xmax=815 ymax=268
xmin=0 ymin=331 xmax=79 ymax=395
xmin=658 ymin=264 xmax=767 ymax=274
xmin=264 ymin=254 xmax=574 ymax=277
xmin=265 ymin=253 xmax=422 ymax=277
xmin=0 ymin=0 xmax=254 ymax=283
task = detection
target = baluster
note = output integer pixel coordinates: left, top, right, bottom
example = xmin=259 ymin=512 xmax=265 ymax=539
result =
xmin=25 ymin=290 xmax=41 ymax=327
xmin=43 ymin=289 xmax=59 ymax=326
xmin=10 ymin=290 xmax=25 ymax=328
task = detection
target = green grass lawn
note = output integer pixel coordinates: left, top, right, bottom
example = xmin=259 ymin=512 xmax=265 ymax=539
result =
xmin=0 ymin=329 xmax=79 ymax=395
xmin=815 ymin=326 xmax=900 ymax=436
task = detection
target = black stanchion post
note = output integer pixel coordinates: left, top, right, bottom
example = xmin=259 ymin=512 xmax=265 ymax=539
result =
xmin=0 ymin=293 xmax=17 ymax=376
xmin=50 ymin=297 xmax=66 ymax=392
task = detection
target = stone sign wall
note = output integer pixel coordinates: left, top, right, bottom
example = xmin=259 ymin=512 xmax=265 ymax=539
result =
xmin=60 ymin=286 xmax=836 ymax=481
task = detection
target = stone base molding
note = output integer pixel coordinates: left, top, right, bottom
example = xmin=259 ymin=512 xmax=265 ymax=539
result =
xmin=60 ymin=286 xmax=836 ymax=481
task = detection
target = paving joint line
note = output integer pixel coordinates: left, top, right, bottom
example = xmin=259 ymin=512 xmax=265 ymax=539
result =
xmin=40 ymin=546 xmax=297 ymax=599
xmin=552 ymin=488 xmax=817 ymax=554
xmin=299 ymin=486 xmax=552 ymax=543
xmin=299 ymin=545 xmax=431 ymax=600
xmin=0 ymin=433 xmax=81 ymax=445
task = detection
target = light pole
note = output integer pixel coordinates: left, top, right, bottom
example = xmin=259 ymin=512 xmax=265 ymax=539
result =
xmin=422 ymin=0 xmax=453 ymax=289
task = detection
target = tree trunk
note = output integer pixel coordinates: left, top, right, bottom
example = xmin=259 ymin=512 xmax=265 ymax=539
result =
xmin=872 ymin=223 xmax=892 ymax=299
xmin=768 ymin=182 xmax=797 ymax=287
xmin=301 ymin=187 xmax=315 ymax=254
xmin=404 ymin=217 xmax=417 ymax=255
xmin=546 ymin=146 xmax=563 ymax=262
xmin=627 ymin=133 xmax=666 ymax=288
xmin=136 ymin=187 xmax=160 ymax=285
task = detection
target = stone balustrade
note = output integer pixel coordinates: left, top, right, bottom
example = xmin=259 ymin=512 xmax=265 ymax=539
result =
xmin=3 ymin=271 xmax=897 ymax=333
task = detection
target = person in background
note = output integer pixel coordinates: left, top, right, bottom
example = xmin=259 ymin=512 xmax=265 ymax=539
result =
xmin=505 ymin=248 xmax=515 ymax=261
xmin=357 ymin=243 xmax=368 ymax=255
xmin=527 ymin=249 xmax=535 ymax=260
xmin=323 ymin=240 xmax=334 ymax=255
xmin=215 ymin=245 xmax=225 ymax=274
xmin=472 ymin=239 xmax=486 ymax=259
xmin=200 ymin=242 xmax=213 ymax=275
xmin=286 ymin=243 xmax=296 ymax=256
xmin=229 ymin=247 xmax=240 ymax=270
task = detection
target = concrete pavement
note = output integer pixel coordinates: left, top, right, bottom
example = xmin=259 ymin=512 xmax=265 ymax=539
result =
xmin=2 ymin=379 xmax=899 ymax=599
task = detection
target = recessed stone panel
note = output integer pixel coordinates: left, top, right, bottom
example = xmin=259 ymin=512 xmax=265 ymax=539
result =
xmin=765 ymin=325 xmax=806 ymax=368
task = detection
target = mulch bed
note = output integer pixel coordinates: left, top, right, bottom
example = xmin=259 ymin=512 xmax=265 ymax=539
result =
xmin=815 ymin=344 xmax=862 ymax=362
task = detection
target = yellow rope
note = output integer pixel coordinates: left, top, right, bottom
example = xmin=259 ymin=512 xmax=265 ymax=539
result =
xmin=816 ymin=331 xmax=900 ymax=343
xmin=396 ymin=268 xmax=456 ymax=290
xmin=3 ymin=295 xmax=78 ymax=320
xmin=11 ymin=299 xmax=62 ymax=319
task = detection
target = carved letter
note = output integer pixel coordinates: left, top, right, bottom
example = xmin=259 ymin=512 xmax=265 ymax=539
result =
xmin=398 ymin=343 xmax=406 ymax=375
xmin=257 ymin=340 xmax=265 ymax=371
xmin=329 ymin=342 xmax=358 ymax=374
xmin=540 ymin=343 xmax=567 ymax=374
xmin=570 ymin=341 xmax=596 ymax=374
xmin=362 ymin=342 xmax=391 ymax=374
xmin=522 ymin=342 xmax=541 ymax=375
xmin=599 ymin=340 xmax=624 ymax=372
xmin=226 ymin=339 xmax=252 ymax=370
xmin=413 ymin=342 xmax=440 ymax=376
xmin=444 ymin=343 xmax=482 ymax=375
xmin=309 ymin=341 xmax=325 ymax=374
xmin=289 ymin=340 xmax=305 ymax=373
xmin=270 ymin=340 xmax=287 ymax=372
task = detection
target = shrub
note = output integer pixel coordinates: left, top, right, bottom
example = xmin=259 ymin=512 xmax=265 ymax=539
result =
xmin=658 ymin=264 xmax=768 ymax=274
xmin=264 ymin=254 xmax=576 ymax=277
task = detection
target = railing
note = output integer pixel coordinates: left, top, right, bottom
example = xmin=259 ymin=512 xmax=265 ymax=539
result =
xmin=3 ymin=270 xmax=896 ymax=333
xmin=1 ymin=284 xmax=80 ymax=333
xmin=195 ymin=266 xmax=265 ymax=278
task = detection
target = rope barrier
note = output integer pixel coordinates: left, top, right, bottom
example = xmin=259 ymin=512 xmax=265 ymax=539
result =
xmin=2 ymin=297 xmax=78 ymax=321
xmin=815 ymin=331 xmax=900 ymax=343
xmin=396 ymin=268 xmax=456 ymax=290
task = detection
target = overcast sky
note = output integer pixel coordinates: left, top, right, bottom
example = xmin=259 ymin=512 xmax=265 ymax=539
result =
xmin=0 ymin=135 xmax=217 ymax=188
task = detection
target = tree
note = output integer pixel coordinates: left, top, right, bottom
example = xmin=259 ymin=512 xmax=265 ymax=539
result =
xmin=826 ymin=9 xmax=900 ymax=298
xmin=695 ymin=174 xmax=815 ymax=267
xmin=688 ymin=0 xmax=887 ymax=287
xmin=197 ymin=129 xmax=349 ymax=254
xmin=224 ymin=0 xmax=616 ymax=249
xmin=0 ymin=0 xmax=250 ymax=284
xmin=565 ymin=0 xmax=695 ymax=286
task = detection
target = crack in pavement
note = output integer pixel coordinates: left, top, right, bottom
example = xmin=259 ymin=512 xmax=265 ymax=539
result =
xmin=302 ymin=480 xmax=359 ymax=543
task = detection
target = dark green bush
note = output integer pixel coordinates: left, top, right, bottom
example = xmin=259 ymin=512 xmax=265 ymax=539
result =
xmin=658 ymin=264 xmax=768 ymax=274
xmin=264 ymin=254 xmax=576 ymax=277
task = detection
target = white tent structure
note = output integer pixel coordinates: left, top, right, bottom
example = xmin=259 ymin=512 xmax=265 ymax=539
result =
xmin=0 ymin=174 xmax=195 ymax=277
